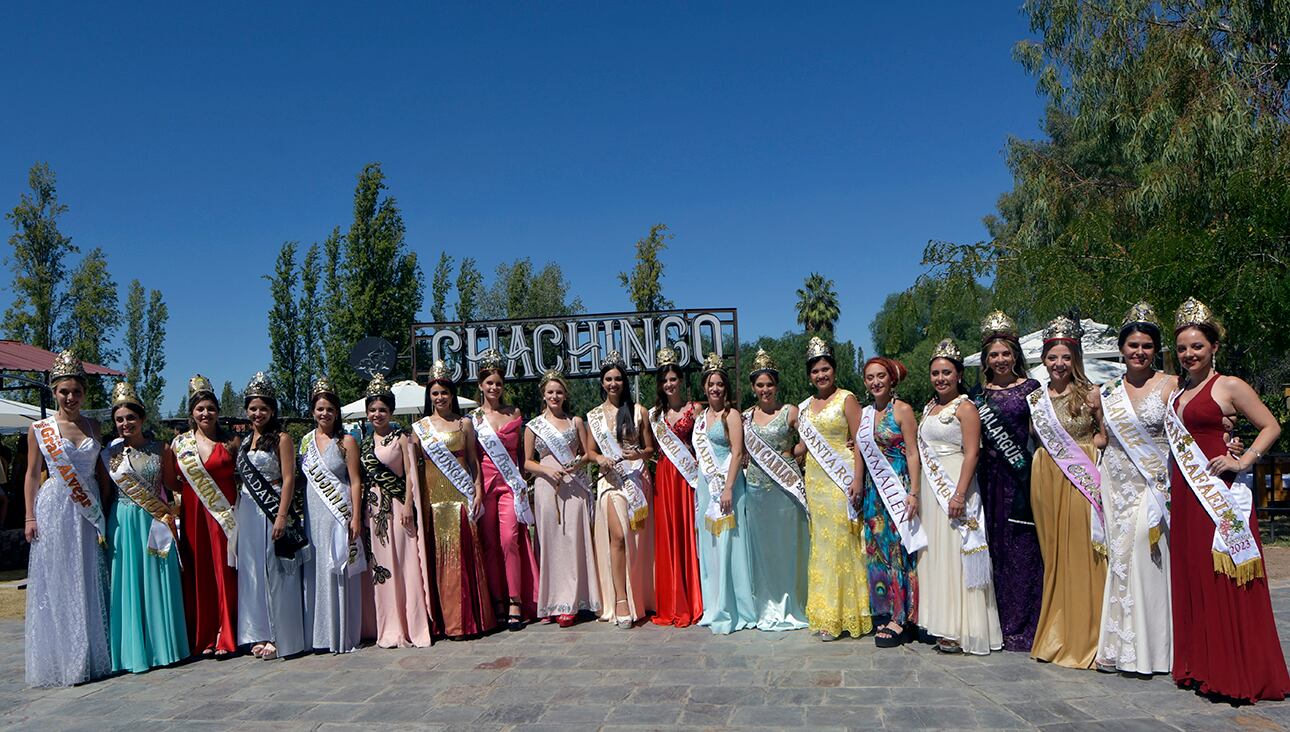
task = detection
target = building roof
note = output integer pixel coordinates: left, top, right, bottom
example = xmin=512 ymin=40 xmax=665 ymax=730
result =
xmin=0 ymin=340 xmax=125 ymax=376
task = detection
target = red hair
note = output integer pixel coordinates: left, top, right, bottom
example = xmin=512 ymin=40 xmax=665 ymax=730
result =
xmin=863 ymin=356 xmax=908 ymax=386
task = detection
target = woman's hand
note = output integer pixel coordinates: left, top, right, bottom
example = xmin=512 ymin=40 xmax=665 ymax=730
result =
xmin=1227 ymin=435 xmax=1246 ymax=459
xmin=1207 ymin=453 xmax=1247 ymax=476
xmin=948 ymin=493 xmax=966 ymax=520
xmin=24 ymin=518 xmax=37 ymax=543
xmin=547 ymin=464 xmax=569 ymax=483
xmin=847 ymin=477 xmax=862 ymax=503
xmin=401 ymin=507 xmax=417 ymax=534
xmin=272 ymin=514 xmax=287 ymax=541
xmin=903 ymin=493 xmax=919 ymax=522
xmin=720 ymin=488 xmax=733 ymax=515
xmin=349 ymin=515 xmax=362 ymax=542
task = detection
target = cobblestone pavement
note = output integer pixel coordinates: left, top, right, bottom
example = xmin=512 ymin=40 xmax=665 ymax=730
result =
xmin=5 ymin=583 xmax=1290 ymax=731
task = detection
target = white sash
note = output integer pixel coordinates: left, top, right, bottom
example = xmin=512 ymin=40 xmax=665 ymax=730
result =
xmin=857 ymin=405 xmax=928 ymax=553
xmin=172 ymin=431 xmax=237 ymax=567
xmin=33 ymin=417 xmax=106 ymax=543
xmin=917 ymin=399 xmax=991 ymax=589
xmin=301 ymin=432 xmax=366 ymax=576
xmin=108 ymin=445 xmax=175 ymax=557
xmin=1028 ymin=388 xmax=1107 ymax=554
xmin=741 ymin=408 xmax=809 ymax=515
xmin=527 ymin=415 xmax=593 ymax=494
xmin=472 ymin=411 xmax=535 ymax=526
xmin=1165 ymin=388 xmax=1262 ymax=584
xmin=651 ymin=408 xmax=700 ymax=489
xmin=693 ymin=409 xmax=735 ymax=535
xmin=587 ymin=405 xmax=649 ymax=530
xmin=412 ymin=417 xmax=476 ymax=504
xmin=796 ymin=395 xmax=860 ymax=523
xmin=1100 ymin=378 xmax=1171 ymax=544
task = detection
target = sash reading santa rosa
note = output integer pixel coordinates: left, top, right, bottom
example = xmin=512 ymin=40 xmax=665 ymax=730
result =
xmin=1027 ymin=388 xmax=1106 ymax=554
xmin=857 ymin=405 xmax=927 ymax=553
xmin=527 ymin=415 xmax=593 ymax=494
xmin=796 ymin=395 xmax=860 ymax=523
xmin=108 ymin=444 xmax=175 ymax=557
xmin=587 ymin=405 xmax=650 ymax=530
xmin=917 ymin=398 xmax=991 ymax=588
xmin=741 ymin=408 xmax=809 ymax=515
xmin=1165 ymin=388 xmax=1262 ymax=584
xmin=471 ymin=411 xmax=535 ymax=526
xmin=34 ymin=417 xmax=106 ymax=544
xmin=1101 ymin=378 xmax=1171 ymax=546
xmin=411 ymin=417 xmax=476 ymax=504
xmin=651 ymin=408 xmax=700 ymax=489
xmin=172 ymin=430 xmax=237 ymax=566
xmin=693 ymin=409 xmax=735 ymax=535
xmin=300 ymin=431 xmax=366 ymax=576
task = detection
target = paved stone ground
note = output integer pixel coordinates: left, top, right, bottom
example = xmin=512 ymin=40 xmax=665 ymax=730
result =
xmin=5 ymin=584 xmax=1290 ymax=731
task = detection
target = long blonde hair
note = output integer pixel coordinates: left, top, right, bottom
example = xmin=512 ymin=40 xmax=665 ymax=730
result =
xmin=1041 ymin=339 xmax=1092 ymax=419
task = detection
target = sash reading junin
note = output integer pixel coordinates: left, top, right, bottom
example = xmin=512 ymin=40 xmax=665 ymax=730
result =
xmin=857 ymin=405 xmax=927 ymax=554
xmin=411 ymin=417 xmax=476 ymax=504
xmin=172 ymin=431 xmax=237 ymax=567
xmin=741 ymin=408 xmax=809 ymax=515
xmin=301 ymin=432 xmax=366 ymax=576
xmin=472 ymin=411 xmax=535 ymax=526
xmin=1165 ymin=387 xmax=1263 ymax=584
xmin=693 ymin=409 xmax=735 ymax=535
xmin=588 ymin=405 xmax=650 ymax=530
xmin=651 ymin=408 xmax=700 ymax=489
xmin=917 ymin=399 xmax=991 ymax=588
xmin=33 ymin=417 xmax=106 ymax=544
xmin=796 ymin=396 xmax=860 ymax=525
xmin=108 ymin=444 xmax=175 ymax=557
xmin=1028 ymin=388 xmax=1107 ymax=555
xmin=1100 ymin=378 xmax=1171 ymax=547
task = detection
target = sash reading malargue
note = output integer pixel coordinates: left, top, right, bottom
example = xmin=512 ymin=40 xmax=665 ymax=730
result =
xmin=1027 ymin=388 xmax=1106 ymax=555
xmin=588 ymin=405 xmax=650 ymax=530
xmin=857 ymin=405 xmax=927 ymax=553
xmin=33 ymin=417 xmax=106 ymax=544
xmin=1101 ymin=378 xmax=1171 ymax=546
xmin=796 ymin=395 xmax=860 ymax=525
xmin=1165 ymin=387 xmax=1263 ymax=584
xmin=300 ymin=432 xmax=366 ymax=576
xmin=411 ymin=417 xmax=476 ymax=504
xmin=651 ymin=408 xmax=700 ymax=489
xmin=917 ymin=398 xmax=991 ymax=588
xmin=973 ymin=388 xmax=1035 ymax=526
xmin=472 ymin=411 xmax=535 ymax=526
xmin=693 ymin=409 xmax=735 ymax=535
xmin=108 ymin=444 xmax=175 ymax=557
xmin=172 ymin=431 xmax=237 ymax=567
xmin=741 ymin=408 xmax=809 ymax=515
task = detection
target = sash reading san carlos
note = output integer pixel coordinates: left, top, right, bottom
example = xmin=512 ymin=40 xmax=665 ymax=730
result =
xmin=34 ymin=416 xmax=107 ymax=543
xmin=741 ymin=408 xmax=809 ymax=515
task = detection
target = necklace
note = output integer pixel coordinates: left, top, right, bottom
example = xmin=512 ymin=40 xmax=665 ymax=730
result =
xmin=377 ymin=429 xmax=400 ymax=447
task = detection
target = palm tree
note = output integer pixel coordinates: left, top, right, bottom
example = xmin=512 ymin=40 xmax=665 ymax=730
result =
xmin=795 ymin=273 xmax=841 ymax=335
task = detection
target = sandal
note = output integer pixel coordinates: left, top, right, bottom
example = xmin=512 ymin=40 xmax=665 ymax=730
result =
xmin=557 ymin=614 xmax=577 ymax=628
xmin=820 ymin=632 xmax=840 ymax=642
xmin=935 ymin=639 xmax=962 ymax=654
xmin=260 ymin=643 xmax=278 ymax=660
xmin=507 ymin=614 xmax=524 ymax=632
xmin=251 ymin=643 xmax=266 ymax=658
xmin=874 ymin=623 xmax=906 ymax=648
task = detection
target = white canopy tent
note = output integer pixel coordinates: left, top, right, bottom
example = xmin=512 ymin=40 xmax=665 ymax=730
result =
xmin=340 ymin=380 xmax=478 ymax=421
xmin=964 ymin=318 xmax=1127 ymax=386
xmin=0 ymin=397 xmax=45 ymax=435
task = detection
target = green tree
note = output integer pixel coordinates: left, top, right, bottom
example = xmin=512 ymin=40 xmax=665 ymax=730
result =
xmin=735 ymin=332 xmax=864 ymax=410
xmin=455 ymin=257 xmax=483 ymax=322
xmin=59 ymin=248 xmax=119 ymax=407
xmin=140 ymin=288 xmax=168 ymax=418
xmin=299 ymin=242 xmax=324 ymax=390
xmin=4 ymin=162 xmax=75 ymax=349
xmin=321 ymin=227 xmax=346 ymax=392
xmin=267 ymin=241 xmax=306 ymax=415
xmin=431 ymin=252 xmax=454 ymax=322
xmin=220 ymin=380 xmax=240 ymax=417
xmin=618 ymin=223 xmax=674 ymax=311
xmin=794 ymin=273 xmax=841 ymax=336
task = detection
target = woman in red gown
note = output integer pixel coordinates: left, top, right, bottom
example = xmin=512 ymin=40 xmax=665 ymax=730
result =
xmin=164 ymin=375 xmax=240 ymax=656
xmin=649 ymin=351 xmax=703 ymax=627
xmin=1169 ymin=298 xmax=1289 ymax=703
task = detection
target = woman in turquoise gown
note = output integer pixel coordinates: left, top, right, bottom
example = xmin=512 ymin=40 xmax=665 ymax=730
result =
xmin=743 ymin=349 xmax=809 ymax=631
xmin=693 ymin=354 xmax=758 ymax=635
xmin=100 ymin=382 xmax=189 ymax=673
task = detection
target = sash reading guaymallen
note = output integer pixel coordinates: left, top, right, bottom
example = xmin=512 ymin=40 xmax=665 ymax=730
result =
xmin=1027 ymin=388 xmax=1106 ymax=555
xmin=300 ymin=432 xmax=366 ymax=576
xmin=109 ymin=445 xmax=175 ymax=557
xmin=173 ymin=431 xmax=237 ymax=566
xmin=472 ymin=411 xmax=535 ymax=525
xmin=588 ymin=405 xmax=650 ymax=530
xmin=693 ymin=409 xmax=735 ymax=535
xmin=741 ymin=408 xmax=809 ymax=515
xmin=34 ymin=417 xmax=106 ymax=544
xmin=1165 ymin=387 xmax=1262 ymax=584
xmin=411 ymin=417 xmax=476 ymax=505
xmin=527 ymin=415 xmax=594 ymax=524
xmin=650 ymin=408 xmax=700 ymax=491
xmin=857 ymin=405 xmax=927 ymax=553
xmin=917 ymin=398 xmax=992 ymax=588
xmin=796 ymin=395 xmax=860 ymax=525
xmin=1101 ymin=378 xmax=1170 ymax=547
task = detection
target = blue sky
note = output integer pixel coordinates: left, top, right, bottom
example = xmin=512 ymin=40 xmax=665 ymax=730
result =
xmin=0 ymin=2 xmax=1044 ymax=412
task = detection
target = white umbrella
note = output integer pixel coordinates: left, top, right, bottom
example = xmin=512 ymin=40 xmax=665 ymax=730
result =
xmin=0 ymin=397 xmax=45 ymax=434
xmin=965 ymin=318 xmax=1126 ymax=385
xmin=340 ymin=380 xmax=478 ymax=420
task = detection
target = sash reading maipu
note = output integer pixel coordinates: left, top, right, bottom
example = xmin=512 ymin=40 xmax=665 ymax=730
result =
xmin=693 ymin=409 xmax=735 ymax=535
xmin=917 ymin=398 xmax=991 ymax=588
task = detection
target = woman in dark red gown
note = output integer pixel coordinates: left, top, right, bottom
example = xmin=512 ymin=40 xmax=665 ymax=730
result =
xmin=1169 ymin=299 xmax=1289 ymax=703
xmin=650 ymin=354 xmax=703 ymax=627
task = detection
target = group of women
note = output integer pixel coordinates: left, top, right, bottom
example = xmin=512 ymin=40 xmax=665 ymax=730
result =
xmin=21 ymin=296 xmax=1290 ymax=704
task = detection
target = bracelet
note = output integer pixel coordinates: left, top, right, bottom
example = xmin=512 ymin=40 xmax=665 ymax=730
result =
xmin=25 ymin=518 xmax=37 ymax=523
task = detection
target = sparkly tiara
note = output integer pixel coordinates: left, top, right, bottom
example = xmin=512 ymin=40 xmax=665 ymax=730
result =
xmin=805 ymin=336 xmax=832 ymax=360
xmin=244 ymin=371 xmax=276 ymax=401
xmin=749 ymin=348 xmax=777 ymax=376
xmin=980 ymin=310 xmax=1018 ymax=341
xmin=50 ymin=349 xmax=86 ymax=384
xmin=931 ymin=338 xmax=962 ymax=362
xmin=365 ymin=373 xmax=394 ymax=399
xmin=1042 ymin=315 xmax=1084 ymax=344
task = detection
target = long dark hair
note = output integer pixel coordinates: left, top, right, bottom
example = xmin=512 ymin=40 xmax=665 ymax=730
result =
xmin=929 ymin=356 xmax=967 ymax=399
xmin=424 ymin=378 xmax=463 ymax=419
xmin=599 ymin=363 xmax=637 ymax=442
xmin=702 ymin=369 xmax=735 ymax=416
xmin=1174 ymin=322 xmax=1221 ymax=387
xmin=243 ymin=395 xmax=283 ymax=456
xmin=310 ymin=391 xmax=344 ymax=439
xmin=651 ymin=364 xmax=687 ymax=421
xmin=980 ymin=335 xmax=1028 ymax=382
xmin=187 ymin=392 xmax=236 ymax=448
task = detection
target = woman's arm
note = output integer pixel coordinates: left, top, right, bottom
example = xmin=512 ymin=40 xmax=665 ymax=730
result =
xmin=24 ymin=426 xmax=43 ymax=542
xmin=341 ymin=434 xmax=364 ymax=540
xmin=1210 ymin=376 xmax=1282 ymax=475
xmin=635 ymin=405 xmax=656 ymax=460
xmin=895 ymin=401 xmax=921 ymax=521
xmin=1088 ymin=388 xmax=1106 ymax=450
xmin=721 ymin=409 xmax=744 ymax=513
xmin=400 ymin=434 xmax=422 ymax=531
xmin=952 ymin=401 xmax=982 ymax=520
xmin=274 ymin=433 xmax=296 ymax=540
xmin=843 ymin=393 xmax=862 ymax=501
xmin=463 ymin=421 xmax=484 ymax=518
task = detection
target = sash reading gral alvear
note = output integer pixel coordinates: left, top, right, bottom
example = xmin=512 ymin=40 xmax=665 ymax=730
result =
xmin=1101 ymin=378 xmax=1170 ymax=547
xmin=34 ymin=417 xmax=107 ymax=544
xmin=651 ymin=409 xmax=700 ymax=490
xmin=917 ymin=398 xmax=991 ymax=588
xmin=741 ymin=408 xmax=809 ymax=516
xmin=173 ymin=430 xmax=237 ymax=566
xmin=588 ymin=405 xmax=650 ymax=530
xmin=300 ymin=432 xmax=366 ymax=576
xmin=797 ymin=396 xmax=860 ymax=525
xmin=693 ymin=409 xmax=735 ymax=535
xmin=857 ymin=405 xmax=927 ymax=553
xmin=1028 ymin=388 xmax=1106 ymax=555
xmin=471 ymin=410 xmax=535 ymax=525
xmin=108 ymin=444 xmax=175 ymax=557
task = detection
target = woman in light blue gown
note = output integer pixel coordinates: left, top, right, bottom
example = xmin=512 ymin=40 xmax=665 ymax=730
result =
xmin=742 ymin=349 xmax=810 ymax=631
xmin=692 ymin=353 xmax=757 ymax=635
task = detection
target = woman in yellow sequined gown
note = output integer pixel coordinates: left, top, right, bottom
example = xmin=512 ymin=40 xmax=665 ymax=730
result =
xmin=800 ymin=339 xmax=872 ymax=640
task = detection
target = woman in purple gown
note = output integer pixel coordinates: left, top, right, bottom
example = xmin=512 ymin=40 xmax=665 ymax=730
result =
xmin=972 ymin=311 xmax=1042 ymax=650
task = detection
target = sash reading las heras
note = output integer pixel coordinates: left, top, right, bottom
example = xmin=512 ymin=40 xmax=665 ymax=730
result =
xmin=33 ymin=417 xmax=106 ymax=544
xmin=301 ymin=432 xmax=366 ymax=576
xmin=917 ymin=398 xmax=992 ymax=588
xmin=108 ymin=444 xmax=175 ymax=557
xmin=651 ymin=408 xmax=700 ymax=490
xmin=1101 ymin=378 xmax=1171 ymax=547
xmin=173 ymin=431 xmax=237 ymax=567
xmin=1165 ymin=387 xmax=1263 ymax=584
xmin=856 ymin=405 xmax=927 ymax=553
xmin=588 ymin=405 xmax=649 ymax=530
xmin=741 ymin=408 xmax=809 ymax=516
xmin=1027 ymin=388 xmax=1107 ymax=555
xmin=796 ymin=396 xmax=860 ymax=527
xmin=526 ymin=415 xmax=594 ymax=524
xmin=693 ymin=409 xmax=735 ymax=535
xmin=973 ymin=389 xmax=1035 ymax=525
xmin=411 ymin=417 xmax=476 ymax=505
xmin=472 ymin=411 xmax=535 ymax=526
